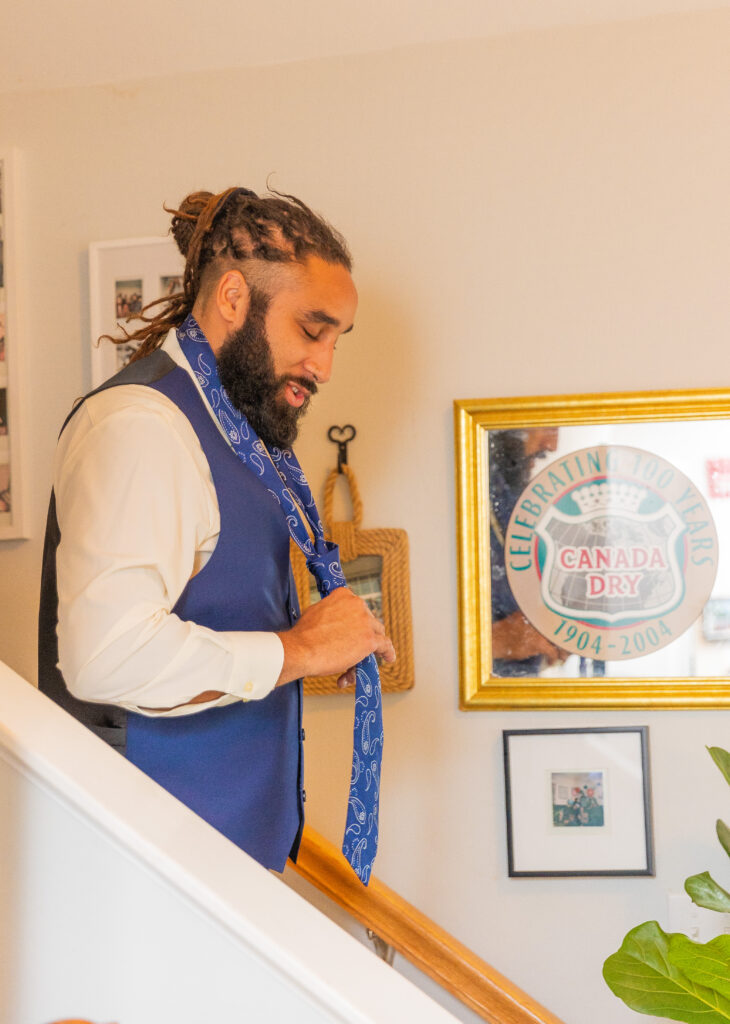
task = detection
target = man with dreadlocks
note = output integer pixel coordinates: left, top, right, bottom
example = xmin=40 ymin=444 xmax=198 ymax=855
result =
xmin=39 ymin=187 xmax=395 ymax=873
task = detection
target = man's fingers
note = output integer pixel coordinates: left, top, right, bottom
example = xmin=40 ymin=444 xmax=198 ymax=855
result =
xmin=337 ymin=666 xmax=357 ymax=689
xmin=376 ymin=637 xmax=396 ymax=664
xmin=337 ymin=634 xmax=396 ymax=687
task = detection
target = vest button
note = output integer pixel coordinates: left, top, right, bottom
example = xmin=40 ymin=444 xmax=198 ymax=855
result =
xmin=301 ymin=728 xmax=306 ymax=742
xmin=301 ymin=789 xmax=307 ymax=803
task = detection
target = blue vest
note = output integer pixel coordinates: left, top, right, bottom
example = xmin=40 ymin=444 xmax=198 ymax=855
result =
xmin=39 ymin=351 xmax=304 ymax=872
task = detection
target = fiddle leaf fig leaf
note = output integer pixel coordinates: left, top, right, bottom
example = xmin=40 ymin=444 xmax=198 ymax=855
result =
xmin=603 ymin=921 xmax=730 ymax=1023
xmin=686 ymin=872 xmax=730 ymax=913
xmin=708 ymin=747 xmax=730 ymax=787
xmin=718 ymin=820 xmax=730 ymax=860
xmin=669 ymin=934 xmax=730 ymax=1000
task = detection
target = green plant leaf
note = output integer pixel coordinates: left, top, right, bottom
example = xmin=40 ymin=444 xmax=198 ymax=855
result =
xmin=669 ymin=933 xmax=730 ymax=999
xmin=717 ymin=820 xmax=730 ymax=859
xmin=686 ymin=872 xmax=730 ymax=912
xmin=603 ymin=920 xmax=730 ymax=1023
xmin=708 ymin=747 xmax=730 ymax=787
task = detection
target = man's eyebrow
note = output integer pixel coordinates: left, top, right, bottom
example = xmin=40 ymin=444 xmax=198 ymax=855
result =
xmin=303 ymin=309 xmax=354 ymax=334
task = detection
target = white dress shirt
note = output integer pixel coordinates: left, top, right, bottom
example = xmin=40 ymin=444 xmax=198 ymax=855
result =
xmin=54 ymin=327 xmax=285 ymax=717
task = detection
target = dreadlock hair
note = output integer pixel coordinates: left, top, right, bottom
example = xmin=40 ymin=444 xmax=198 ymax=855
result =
xmin=103 ymin=186 xmax=352 ymax=362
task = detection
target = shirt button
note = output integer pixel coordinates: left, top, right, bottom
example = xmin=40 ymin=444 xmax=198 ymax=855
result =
xmin=243 ymin=681 xmax=254 ymax=694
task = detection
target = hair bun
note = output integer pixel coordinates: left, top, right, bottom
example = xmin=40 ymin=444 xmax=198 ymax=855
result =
xmin=170 ymin=217 xmax=195 ymax=259
xmin=169 ymin=190 xmax=215 ymax=258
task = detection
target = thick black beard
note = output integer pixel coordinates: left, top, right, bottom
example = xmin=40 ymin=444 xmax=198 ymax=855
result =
xmin=216 ymin=289 xmax=316 ymax=450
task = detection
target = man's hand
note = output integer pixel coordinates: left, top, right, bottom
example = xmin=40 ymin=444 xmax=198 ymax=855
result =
xmin=276 ymin=587 xmax=396 ymax=688
xmin=492 ymin=611 xmax=567 ymax=665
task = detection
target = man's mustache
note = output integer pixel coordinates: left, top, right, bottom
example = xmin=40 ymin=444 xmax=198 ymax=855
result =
xmin=281 ymin=375 xmax=319 ymax=398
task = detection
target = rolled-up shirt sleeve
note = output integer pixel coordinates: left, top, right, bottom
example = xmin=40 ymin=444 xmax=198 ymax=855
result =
xmin=54 ymin=388 xmax=284 ymax=717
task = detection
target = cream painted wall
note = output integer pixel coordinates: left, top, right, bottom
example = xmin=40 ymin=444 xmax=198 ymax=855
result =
xmin=1 ymin=10 xmax=730 ymax=1023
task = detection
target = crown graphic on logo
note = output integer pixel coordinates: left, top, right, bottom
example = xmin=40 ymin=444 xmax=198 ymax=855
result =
xmin=572 ymin=481 xmax=647 ymax=515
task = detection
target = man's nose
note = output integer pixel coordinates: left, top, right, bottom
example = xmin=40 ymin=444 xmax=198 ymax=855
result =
xmin=303 ymin=343 xmax=335 ymax=385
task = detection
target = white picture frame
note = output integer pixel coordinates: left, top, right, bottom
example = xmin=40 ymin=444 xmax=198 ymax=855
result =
xmin=89 ymin=237 xmax=184 ymax=388
xmin=503 ymin=726 xmax=654 ymax=877
xmin=0 ymin=149 xmax=29 ymax=541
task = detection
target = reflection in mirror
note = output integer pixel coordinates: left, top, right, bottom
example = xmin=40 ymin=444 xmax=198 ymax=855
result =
xmin=488 ymin=420 xmax=727 ymax=680
xmin=309 ymin=553 xmax=384 ymax=623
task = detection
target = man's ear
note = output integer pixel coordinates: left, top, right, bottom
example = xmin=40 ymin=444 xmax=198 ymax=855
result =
xmin=215 ymin=269 xmax=250 ymax=328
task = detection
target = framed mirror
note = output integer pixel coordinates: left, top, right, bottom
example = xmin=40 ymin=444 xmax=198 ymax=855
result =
xmin=455 ymin=388 xmax=730 ymax=709
xmin=291 ymin=465 xmax=414 ymax=695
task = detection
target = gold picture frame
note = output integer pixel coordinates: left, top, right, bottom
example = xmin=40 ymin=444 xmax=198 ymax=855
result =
xmin=455 ymin=388 xmax=730 ymax=710
xmin=292 ymin=465 xmax=414 ymax=695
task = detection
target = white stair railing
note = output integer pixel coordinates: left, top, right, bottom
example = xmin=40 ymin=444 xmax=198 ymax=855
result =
xmin=0 ymin=659 xmax=459 ymax=1024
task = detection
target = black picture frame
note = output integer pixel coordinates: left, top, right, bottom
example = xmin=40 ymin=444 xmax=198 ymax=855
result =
xmin=503 ymin=726 xmax=654 ymax=877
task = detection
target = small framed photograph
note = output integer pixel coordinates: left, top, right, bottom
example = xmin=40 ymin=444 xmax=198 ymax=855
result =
xmin=89 ymin=237 xmax=183 ymax=387
xmin=160 ymin=274 xmax=183 ymax=297
xmin=702 ymin=598 xmax=730 ymax=642
xmin=503 ymin=726 xmax=654 ymax=877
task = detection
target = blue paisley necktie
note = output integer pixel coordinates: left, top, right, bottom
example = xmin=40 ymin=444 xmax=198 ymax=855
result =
xmin=176 ymin=314 xmax=382 ymax=885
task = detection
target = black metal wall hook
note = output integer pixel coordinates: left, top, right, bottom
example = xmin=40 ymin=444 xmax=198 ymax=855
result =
xmin=328 ymin=424 xmax=357 ymax=473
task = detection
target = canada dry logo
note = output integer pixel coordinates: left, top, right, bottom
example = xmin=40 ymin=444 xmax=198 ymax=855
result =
xmin=504 ymin=445 xmax=718 ymax=661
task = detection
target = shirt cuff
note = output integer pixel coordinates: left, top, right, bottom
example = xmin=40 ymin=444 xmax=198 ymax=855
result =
xmin=224 ymin=630 xmax=285 ymax=701
xmin=116 ymin=631 xmax=285 ymax=718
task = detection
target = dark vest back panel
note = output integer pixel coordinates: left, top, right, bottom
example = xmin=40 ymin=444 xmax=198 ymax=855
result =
xmin=38 ymin=350 xmax=304 ymax=870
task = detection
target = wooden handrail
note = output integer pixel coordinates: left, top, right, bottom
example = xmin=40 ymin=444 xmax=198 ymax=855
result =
xmin=290 ymin=826 xmax=565 ymax=1024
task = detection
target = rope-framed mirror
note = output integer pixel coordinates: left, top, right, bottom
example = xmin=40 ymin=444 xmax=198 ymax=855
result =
xmin=291 ymin=465 xmax=414 ymax=695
